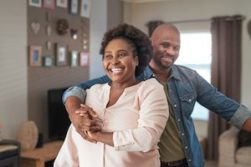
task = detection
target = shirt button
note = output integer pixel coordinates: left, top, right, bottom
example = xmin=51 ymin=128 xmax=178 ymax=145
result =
xmin=185 ymin=146 xmax=188 ymax=149
xmin=177 ymin=119 xmax=181 ymax=122
xmin=181 ymin=133 xmax=184 ymax=136
xmin=188 ymin=159 xmax=192 ymax=162
xmin=188 ymin=99 xmax=192 ymax=102
xmin=173 ymin=104 xmax=177 ymax=108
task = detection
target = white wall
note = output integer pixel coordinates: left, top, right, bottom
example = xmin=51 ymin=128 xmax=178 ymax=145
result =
xmin=124 ymin=0 xmax=251 ymax=109
xmin=0 ymin=0 xmax=110 ymax=139
xmin=0 ymin=0 xmax=27 ymax=139
xmin=89 ymin=0 xmax=107 ymax=79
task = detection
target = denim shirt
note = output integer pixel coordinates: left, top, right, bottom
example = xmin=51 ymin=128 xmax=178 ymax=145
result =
xmin=63 ymin=65 xmax=251 ymax=167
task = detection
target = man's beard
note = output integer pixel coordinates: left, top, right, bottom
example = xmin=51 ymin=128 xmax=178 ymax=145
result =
xmin=153 ymin=53 xmax=173 ymax=70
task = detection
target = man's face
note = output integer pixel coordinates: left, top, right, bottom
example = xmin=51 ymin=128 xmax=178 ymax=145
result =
xmin=151 ymin=27 xmax=180 ymax=70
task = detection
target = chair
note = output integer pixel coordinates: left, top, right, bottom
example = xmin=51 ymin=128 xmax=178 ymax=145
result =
xmin=219 ymin=127 xmax=251 ymax=167
xmin=0 ymin=139 xmax=20 ymax=167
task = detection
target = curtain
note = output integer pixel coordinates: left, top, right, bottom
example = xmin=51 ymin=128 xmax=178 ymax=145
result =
xmin=206 ymin=15 xmax=243 ymax=160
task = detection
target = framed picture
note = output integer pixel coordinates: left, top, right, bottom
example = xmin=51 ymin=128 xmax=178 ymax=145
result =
xmin=56 ymin=44 xmax=68 ymax=66
xmin=80 ymin=51 xmax=89 ymax=67
xmin=43 ymin=56 xmax=54 ymax=67
xmin=56 ymin=0 xmax=68 ymax=8
xmin=29 ymin=45 xmax=42 ymax=67
xmin=80 ymin=0 xmax=90 ymax=18
xmin=71 ymin=50 xmax=78 ymax=67
xmin=29 ymin=0 xmax=42 ymax=7
xmin=43 ymin=0 xmax=55 ymax=9
xmin=69 ymin=0 xmax=79 ymax=15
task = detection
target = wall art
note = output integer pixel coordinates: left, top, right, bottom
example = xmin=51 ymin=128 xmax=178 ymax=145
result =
xmin=56 ymin=0 xmax=68 ymax=8
xmin=70 ymin=0 xmax=79 ymax=15
xmin=43 ymin=0 xmax=55 ymax=9
xmin=31 ymin=21 xmax=41 ymax=35
xmin=80 ymin=0 xmax=90 ymax=18
xmin=70 ymin=50 xmax=78 ymax=67
xmin=29 ymin=0 xmax=42 ymax=7
xmin=56 ymin=43 xmax=68 ymax=66
xmin=29 ymin=45 xmax=42 ymax=67
xmin=80 ymin=51 xmax=89 ymax=67
xmin=43 ymin=56 xmax=54 ymax=67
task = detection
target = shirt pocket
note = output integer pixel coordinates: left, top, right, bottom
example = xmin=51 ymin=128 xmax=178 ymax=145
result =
xmin=179 ymin=94 xmax=196 ymax=117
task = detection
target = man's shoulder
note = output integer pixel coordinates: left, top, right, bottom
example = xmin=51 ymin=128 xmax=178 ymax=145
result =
xmin=172 ymin=64 xmax=197 ymax=75
xmin=173 ymin=64 xmax=196 ymax=73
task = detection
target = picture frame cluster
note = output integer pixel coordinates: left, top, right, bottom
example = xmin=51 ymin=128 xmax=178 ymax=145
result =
xmin=28 ymin=0 xmax=90 ymax=68
xmin=29 ymin=0 xmax=90 ymax=17
xmin=29 ymin=44 xmax=89 ymax=67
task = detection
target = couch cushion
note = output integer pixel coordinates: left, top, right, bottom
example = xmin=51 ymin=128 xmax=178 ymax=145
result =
xmin=236 ymin=146 xmax=251 ymax=165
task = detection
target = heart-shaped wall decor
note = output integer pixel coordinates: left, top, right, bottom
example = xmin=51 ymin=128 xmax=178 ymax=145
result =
xmin=31 ymin=22 xmax=40 ymax=35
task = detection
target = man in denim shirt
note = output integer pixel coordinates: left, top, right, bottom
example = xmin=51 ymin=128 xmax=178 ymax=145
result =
xmin=63 ymin=24 xmax=251 ymax=167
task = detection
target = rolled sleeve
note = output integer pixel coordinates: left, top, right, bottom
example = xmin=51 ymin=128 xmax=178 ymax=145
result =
xmin=229 ymin=105 xmax=251 ymax=128
xmin=113 ymin=130 xmax=135 ymax=151
xmin=62 ymin=86 xmax=86 ymax=104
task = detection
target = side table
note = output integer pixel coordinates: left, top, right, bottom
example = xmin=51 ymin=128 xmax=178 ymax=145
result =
xmin=21 ymin=140 xmax=63 ymax=167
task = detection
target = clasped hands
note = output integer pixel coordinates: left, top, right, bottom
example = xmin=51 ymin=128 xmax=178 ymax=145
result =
xmin=70 ymin=104 xmax=103 ymax=143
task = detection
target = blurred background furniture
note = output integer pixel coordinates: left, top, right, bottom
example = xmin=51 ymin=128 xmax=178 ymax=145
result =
xmin=219 ymin=127 xmax=251 ymax=167
xmin=20 ymin=140 xmax=63 ymax=167
xmin=0 ymin=139 xmax=20 ymax=167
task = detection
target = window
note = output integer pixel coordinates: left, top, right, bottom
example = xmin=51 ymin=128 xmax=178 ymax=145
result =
xmin=175 ymin=32 xmax=212 ymax=120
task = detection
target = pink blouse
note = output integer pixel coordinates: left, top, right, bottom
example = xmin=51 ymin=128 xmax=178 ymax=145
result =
xmin=54 ymin=78 xmax=169 ymax=167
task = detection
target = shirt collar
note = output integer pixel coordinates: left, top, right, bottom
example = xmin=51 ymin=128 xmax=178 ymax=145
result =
xmin=144 ymin=65 xmax=181 ymax=81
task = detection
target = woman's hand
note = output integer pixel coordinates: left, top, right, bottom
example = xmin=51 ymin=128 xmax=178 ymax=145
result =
xmin=73 ymin=104 xmax=103 ymax=143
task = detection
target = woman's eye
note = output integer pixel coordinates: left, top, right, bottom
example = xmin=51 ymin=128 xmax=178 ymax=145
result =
xmin=104 ymin=54 xmax=112 ymax=59
xmin=118 ymin=52 xmax=127 ymax=57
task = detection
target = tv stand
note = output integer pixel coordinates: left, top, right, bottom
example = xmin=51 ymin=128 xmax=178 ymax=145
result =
xmin=21 ymin=140 xmax=63 ymax=167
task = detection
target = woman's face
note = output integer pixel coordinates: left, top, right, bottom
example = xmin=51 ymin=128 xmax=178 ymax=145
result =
xmin=103 ymin=38 xmax=138 ymax=84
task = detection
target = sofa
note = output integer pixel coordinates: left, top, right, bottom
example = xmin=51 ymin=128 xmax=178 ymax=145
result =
xmin=219 ymin=127 xmax=251 ymax=167
xmin=0 ymin=139 xmax=20 ymax=167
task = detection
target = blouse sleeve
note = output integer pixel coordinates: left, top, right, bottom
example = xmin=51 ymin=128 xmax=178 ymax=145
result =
xmin=113 ymin=79 xmax=169 ymax=152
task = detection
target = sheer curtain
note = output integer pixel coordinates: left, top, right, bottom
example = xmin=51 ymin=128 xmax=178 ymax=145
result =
xmin=206 ymin=15 xmax=244 ymax=160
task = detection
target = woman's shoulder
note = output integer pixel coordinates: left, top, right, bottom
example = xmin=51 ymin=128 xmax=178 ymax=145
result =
xmin=139 ymin=78 xmax=162 ymax=89
xmin=136 ymin=78 xmax=163 ymax=96
xmin=86 ymin=83 xmax=109 ymax=94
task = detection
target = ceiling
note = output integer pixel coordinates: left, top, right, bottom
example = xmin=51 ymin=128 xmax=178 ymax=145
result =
xmin=122 ymin=0 xmax=171 ymax=3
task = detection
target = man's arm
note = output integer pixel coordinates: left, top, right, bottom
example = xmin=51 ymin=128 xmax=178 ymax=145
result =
xmin=63 ymin=75 xmax=110 ymax=140
xmin=62 ymin=75 xmax=110 ymax=104
xmin=242 ymin=118 xmax=251 ymax=132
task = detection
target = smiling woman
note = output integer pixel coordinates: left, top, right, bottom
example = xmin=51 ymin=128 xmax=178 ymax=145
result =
xmin=54 ymin=24 xmax=169 ymax=167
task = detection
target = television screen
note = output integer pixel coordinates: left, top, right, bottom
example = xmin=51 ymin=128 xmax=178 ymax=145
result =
xmin=48 ymin=87 xmax=71 ymax=140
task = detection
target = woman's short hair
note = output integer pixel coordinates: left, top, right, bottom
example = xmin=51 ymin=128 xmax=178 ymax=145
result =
xmin=100 ymin=23 xmax=153 ymax=76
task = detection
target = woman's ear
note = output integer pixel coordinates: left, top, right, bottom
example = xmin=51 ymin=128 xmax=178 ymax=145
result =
xmin=135 ymin=56 xmax=139 ymax=66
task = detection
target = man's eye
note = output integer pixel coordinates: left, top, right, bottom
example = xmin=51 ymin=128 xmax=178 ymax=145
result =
xmin=161 ymin=43 xmax=170 ymax=48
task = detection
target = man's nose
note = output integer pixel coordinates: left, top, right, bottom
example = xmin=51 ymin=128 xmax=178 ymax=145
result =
xmin=165 ymin=47 xmax=176 ymax=56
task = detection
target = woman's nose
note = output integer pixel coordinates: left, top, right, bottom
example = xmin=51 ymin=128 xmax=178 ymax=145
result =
xmin=111 ymin=57 xmax=119 ymax=64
